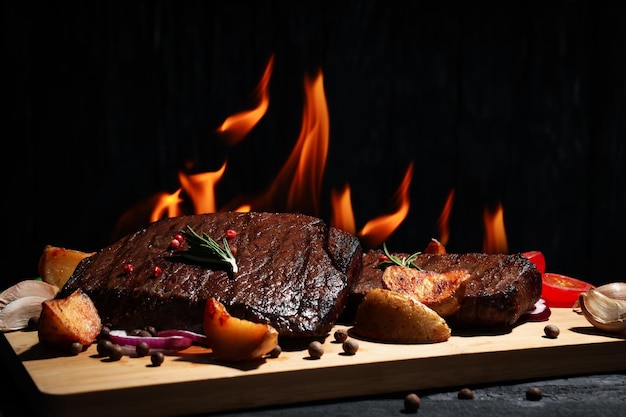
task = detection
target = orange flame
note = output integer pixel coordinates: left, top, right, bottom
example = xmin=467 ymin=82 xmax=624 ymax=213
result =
xmin=177 ymin=161 xmax=227 ymax=215
xmin=330 ymin=184 xmax=356 ymax=235
xmin=251 ymin=69 xmax=329 ymax=216
xmin=216 ymin=55 xmax=274 ymax=146
xmin=483 ymin=202 xmax=508 ymax=254
xmin=150 ymin=189 xmax=184 ymax=222
xmin=114 ymin=60 xmax=411 ymax=249
xmin=437 ymin=188 xmax=454 ymax=246
xmin=358 ymin=162 xmax=413 ymax=248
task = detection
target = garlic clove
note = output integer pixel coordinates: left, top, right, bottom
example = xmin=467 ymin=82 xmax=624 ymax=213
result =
xmin=594 ymin=282 xmax=626 ymax=301
xmin=578 ymin=286 xmax=626 ymax=333
xmin=0 ymin=295 xmax=48 ymax=331
xmin=0 ymin=280 xmax=59 ymax=311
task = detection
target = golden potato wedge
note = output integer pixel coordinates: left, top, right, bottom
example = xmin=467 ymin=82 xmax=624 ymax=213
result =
xmin=204 ymin=298 xmax=279 ymax=362
xmin=38 ymin=245 xmax=94 ymax=289
xmin=382 ymin=265 xmax=470 ymax=317
xmin=38 ymin=289 xmax=102 ymax=350
xmin=352 ymin=288 xmax=451 ymax=343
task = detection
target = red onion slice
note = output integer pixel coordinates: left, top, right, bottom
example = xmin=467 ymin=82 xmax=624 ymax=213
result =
xmin=108 ymin=330 xmax=193 ymax=354
xmin=520 ymin=298 xmax=552 ymax=322
xmin=156 ymin=329 xmax=210 ymax=346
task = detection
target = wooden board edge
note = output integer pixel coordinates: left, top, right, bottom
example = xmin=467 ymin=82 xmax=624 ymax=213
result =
xmin=20 ymin=341 xmax=626 ymax=417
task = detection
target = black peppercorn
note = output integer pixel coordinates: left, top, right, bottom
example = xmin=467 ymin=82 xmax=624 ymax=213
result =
xmin=97 ymin=339 xmax=113 ymax=357
xmin=268 ymin=345 xmax=282 ymax=358
xmin=334 ymin=329 xmax=348 ymax=343
xmin=526 ymin=386 xmax=543 ymax=401
xmin=342 ymin=339 xmax=359 ymax=355
xmin=544 ymin=324 xmax=560 ymax=338
xmin=307 ymin=341 xmax=324 ymax=359
xmin=151 ymin=352 xmax=165 ymax=366
xmin=458 ymin=387 xmax=474 ymax=399
xmin=108 ymin=344 xmax=124 ymax=361
xmin=69 ymin=342 xmax=83 ymax=356
xmin=136 ymin=341 xmax=150 ymax=357
xmin=404 ymin=393 xmax=421 ymax=413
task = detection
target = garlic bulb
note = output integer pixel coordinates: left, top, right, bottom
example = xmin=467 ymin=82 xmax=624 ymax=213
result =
xmin=578 ymin=283 xmax=626 ymax=333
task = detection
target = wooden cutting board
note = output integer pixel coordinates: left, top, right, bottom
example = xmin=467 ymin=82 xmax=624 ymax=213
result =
xmin=2 ymin=308 xmax=624 ymax=417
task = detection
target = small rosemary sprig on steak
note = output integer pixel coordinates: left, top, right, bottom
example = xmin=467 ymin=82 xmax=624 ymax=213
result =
xmin=180 ymin=226 xmax=238 ymax=273
xmin=377 ymin=242 xmax=422 ymax=270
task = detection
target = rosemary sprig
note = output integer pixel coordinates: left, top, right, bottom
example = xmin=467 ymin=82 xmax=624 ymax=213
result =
xmin=377 ymin=242 xmax=423 ymax=270
xmin=180 ymin=226 xmax=238 ymax=273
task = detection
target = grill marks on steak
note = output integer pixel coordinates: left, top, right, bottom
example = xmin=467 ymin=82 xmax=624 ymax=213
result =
xmin=345 ymin=250 xmax=542 ymax=328
xmin=60 ymin=212 xmax=362 ymax=338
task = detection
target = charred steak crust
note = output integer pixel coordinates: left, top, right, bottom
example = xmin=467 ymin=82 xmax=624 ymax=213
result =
xmin=60 ymin=212 xmax=362 ymax=338
xmin=345 ymin=250 xmax=542 ymax=328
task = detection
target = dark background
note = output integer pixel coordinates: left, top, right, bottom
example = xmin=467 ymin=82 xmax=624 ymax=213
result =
xmin=4 ymin=0 xmax=625 ymax=289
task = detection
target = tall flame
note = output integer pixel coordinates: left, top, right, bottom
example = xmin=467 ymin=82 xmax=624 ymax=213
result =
xmin=358 ymin=162 xmax=413 ymax=248
xmin=330 ymin=184 xmax=356 ymax=235
xmin=437 ymin=188 xmax=454 ymax=246
xmin=216 ymin=55 xmax=274 ymax=146
xmin=253 ymin=69 xmax=329 ymax=216
xmin=178 ymin=161 xmax=227 ymax=214
xmin=483 ymin=202 xmax=508 ymax=254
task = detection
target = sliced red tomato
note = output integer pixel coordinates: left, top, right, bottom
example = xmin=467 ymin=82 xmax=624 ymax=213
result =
xmin=522 ymin=251 xmax=546 ymax=274
xmin=541 ymin=272 xmax=594 ymax=308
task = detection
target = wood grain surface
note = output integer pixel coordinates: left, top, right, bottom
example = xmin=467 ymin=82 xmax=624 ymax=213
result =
xmin=2 ymin=308 xmax=624 ymax=417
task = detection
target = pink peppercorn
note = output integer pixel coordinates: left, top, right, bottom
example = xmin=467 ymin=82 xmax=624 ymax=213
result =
xmin=123 ymin=263 xmax=134 ymax=274
xmin=225 ymin=229 xmax=237 ymax=239
xmin=153 ymin=266 xmax=163 ymax=277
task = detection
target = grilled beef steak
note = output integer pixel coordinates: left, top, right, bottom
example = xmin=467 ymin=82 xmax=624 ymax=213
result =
xmin=59 ymin=212 xmax=362 ymax=338
xmin=344 ymin=250 xmax=542 ymax=328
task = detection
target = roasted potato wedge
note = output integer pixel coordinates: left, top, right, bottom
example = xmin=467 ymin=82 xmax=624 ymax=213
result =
xmin=38 ymin=289 xmax=102 ymax=350
xmin=352 ymin=288 xmax=451 ymax=343
xmin=382 ymin=265 xmax=470 ymax=317
xmin=38 ymin=245 xmax=94 ymax=289
xmin=204 ymin=298 xmax=279 ymax=362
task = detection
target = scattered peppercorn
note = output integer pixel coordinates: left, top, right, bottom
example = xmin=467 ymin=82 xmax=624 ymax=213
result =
xmin=27 ymin=316 xmax=39 ymax=329
xmin=153 ymin=266 xmax=163 ymax=277
xmin=458 ymin=388 xmax=474 ymax=399
xmin=136 ymin=341 xmax=150 ymax=357
xmin=108 ymin=344 xmax=124 ymax=361
xmin=225 ymin=229 xmax=237 ymax=239
xmin=334 ymin=329 xmax=348 ymax=343
xmin=268 ymin=345 xmax=282 ymax=358
xmin=129 ymin=328 xmax=142 ymax=336
xmin=526 ymin=386 xmax=543 ymax=401
xmin=379 ymin=255 xmax=389 ymax=263
xmin=98 ymin=325 xmax=111 ymax=340
xmin=544 ymin=324 xmax=560 ymax=339
xmin=404 ymin=393 xmax=421 ymax=413
xmin=342 ymin=339 xmax=359 ymax=355
xmin=151 ymin=352 xmax=165 ymax=366
xmin=137 ymin=329 xmax=153 ymax=338
xmin=97 ymin=339 xmax=113 ymax=357
xmin=307 ymin=341 xmax=324 ymax=359
xmin=69 ymin=342 xmax=83 ymax=356
xmin=144 ymin=326 xmax=157 ymax=336
xmin=123 ymin=263 xmax=134 ymax=274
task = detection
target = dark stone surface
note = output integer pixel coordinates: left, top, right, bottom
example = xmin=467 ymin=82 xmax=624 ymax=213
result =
xmin=2 ymin=371 xmax=624 ymax=416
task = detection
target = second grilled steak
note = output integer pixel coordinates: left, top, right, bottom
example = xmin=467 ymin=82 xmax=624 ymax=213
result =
xmin=345 ymin=250 xmax=542 ymax=328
